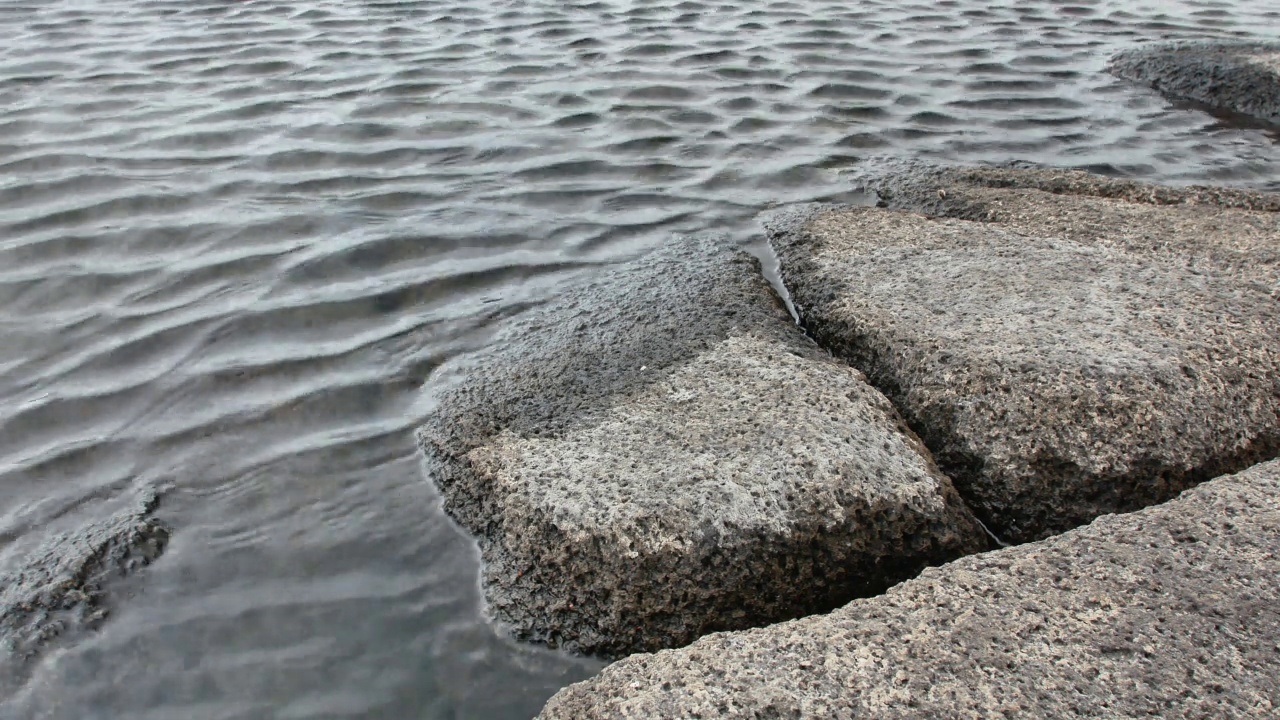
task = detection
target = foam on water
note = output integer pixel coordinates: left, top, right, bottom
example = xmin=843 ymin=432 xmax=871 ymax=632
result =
xmin=0 ymin=0 xmax=1277 ymax=717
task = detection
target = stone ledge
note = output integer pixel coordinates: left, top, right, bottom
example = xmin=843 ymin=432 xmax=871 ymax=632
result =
xmin=417 ymin=237 xmax=985 ymax=658
xmin=766 ymin=164 xmax=1280 ymax=542
xmin=539 ymin=458 xmax=1280 ymax=719
xmin=1108 ymin=40 xmax=1280 ymax=124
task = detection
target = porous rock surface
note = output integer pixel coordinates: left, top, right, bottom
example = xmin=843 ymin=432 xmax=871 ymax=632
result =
xmin=766 ymin=163 xmax=1280 ymax=542
xmin=0 ymin=488 xmax=169 ymax=673
xmin=1109 ymin=40 xmax=1280 ymax=124
xmin=417 ymin=237 xmax=985 ymax=657
xmin=539 ymin=459 xmax=1280 ymax=720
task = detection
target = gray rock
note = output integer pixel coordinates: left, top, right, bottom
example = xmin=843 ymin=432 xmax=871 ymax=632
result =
xmin=766 ymin=164 xmax=1280 ymax=542
xmin=539 ymin=458 xmax=1280 ymax=720
xmin=1 ymin=489 xmax=169 ymax=673
xmin=417 ymin=237 xmax=986 ymax=658
xmin=1108 ymin=40 xmax=1280 ymax=124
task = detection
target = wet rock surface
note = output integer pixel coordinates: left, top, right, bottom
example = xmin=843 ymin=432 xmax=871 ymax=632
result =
xmin=0 ymin=489 xmax=169 ymax=686
xmin=766 ymin=164 xmax=1280 ymax=543
xmin=417 ymin=237 xmax=985 ymax=658
xmin=1109 ymin=40 xmax=1280 ymax=124
xmin=539 ymin=458 xmax=1280 ymax=720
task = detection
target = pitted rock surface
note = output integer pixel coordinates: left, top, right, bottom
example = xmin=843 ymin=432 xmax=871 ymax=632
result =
xmin=1109 ymin=40 xmax=1280 ymax=124
xmin=417 ymin=237 xmax=985 ymax=657
xmin=766 ymin=165 xmax=1280 ymax=542
xmin=539 ymin=459 xmax=1280 ymax=720
xmin=0 ymin=488 xmax=169 ymax=686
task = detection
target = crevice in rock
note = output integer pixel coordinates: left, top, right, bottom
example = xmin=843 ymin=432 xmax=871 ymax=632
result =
xmin=765 ymin=164 xmax=1280 ymax=548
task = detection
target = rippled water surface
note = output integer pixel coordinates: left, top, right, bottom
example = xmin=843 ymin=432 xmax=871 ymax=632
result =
xmin=1 ymin=0 xmax=1277 ymax=717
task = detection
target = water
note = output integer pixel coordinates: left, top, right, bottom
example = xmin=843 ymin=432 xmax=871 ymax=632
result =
xmin=0 ymin=0 xmax=1276 ymax=717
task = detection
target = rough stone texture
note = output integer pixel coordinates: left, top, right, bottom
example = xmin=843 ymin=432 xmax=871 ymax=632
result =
xmin=766 ymin=163 xmax=1280 ymax=543
xmin=1109 ymin=40 xmax=1280 ymax=124
xmin=539 ymin=459 xmax=1280 ymax=720
xmin=0 ymin=488 xmax=169 ymax=674
xmin=417 ymin=237 xmax=986 ymax=658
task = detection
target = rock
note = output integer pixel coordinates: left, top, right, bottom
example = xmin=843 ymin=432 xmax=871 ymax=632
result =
xmin=416 ymin=236 xmax=986 ymax=658
xmin=0 ymin=489 xmax=169 ymax=670
xmin=765 ymin=164 xmax=1280 ymax=542
xmin=538 ymin=459 xmax=1280 ymax=720
xmin=1109 ymin=40 xmax=1280 ymax=124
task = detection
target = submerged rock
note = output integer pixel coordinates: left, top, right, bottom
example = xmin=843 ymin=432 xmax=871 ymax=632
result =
xmin=1109 ymin=40 xmax=1280 ymax=124
xmin=417 ymin=237 xmax=985 ymax=658
xmin=539 ymin=458 xmax=1280 ymax=719
xmin=766 ymin=164 xmax=1280 ymax=542
xmin=0 ymin=488 xmax=169 ymax=666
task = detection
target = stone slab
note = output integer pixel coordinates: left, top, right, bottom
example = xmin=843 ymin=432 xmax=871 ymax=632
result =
xmin=1109 ymin=40 xmax=1280 ymax=124
xmin=766 ymin=164 xmax=1280 ymax=542
xmin=417 ymin=237 xmax=985 ymax=657
xmin=540 ymin=458 xmax=1280 ymax=719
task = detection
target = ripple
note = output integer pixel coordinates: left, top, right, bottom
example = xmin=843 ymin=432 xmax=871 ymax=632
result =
xmin=810 ymin=83 xmax=894 ymax=101
xmin=1 ymin=0 xmax=1278 ymax=718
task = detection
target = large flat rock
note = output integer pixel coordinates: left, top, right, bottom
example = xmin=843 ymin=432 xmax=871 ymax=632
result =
xmin=1109 ymin=40 xmax=1280 ymax=124
xmin=539 ymin=458 xmax=1280 ymax=719
xmin=417 ymin=237 xmax=985 ymax=657
xmin=766 ymin=164 xmax=1280 ymax=542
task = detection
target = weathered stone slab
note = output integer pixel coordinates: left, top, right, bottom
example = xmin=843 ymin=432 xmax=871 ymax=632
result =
xmin=539 ymin=459 xmax=1280 ymax=720
xmin=417 ymin=237 xmax=985 ymax=657
xmin=1109 ymin=40 xmax=1280 ymax=124
xmin=766 ymin=164 xmax=1280 ymax=542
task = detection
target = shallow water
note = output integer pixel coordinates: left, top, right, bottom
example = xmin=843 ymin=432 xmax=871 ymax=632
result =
xmin=0 ymin=0 xmax=1277 ymax=717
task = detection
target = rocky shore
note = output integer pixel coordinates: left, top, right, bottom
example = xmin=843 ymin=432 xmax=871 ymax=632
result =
xmin=419 ymin=159 xmax=1279 ymax=715
xmin=540 ymin=459 xmax=1280 ymax=719
xmin=1109 ymin=40 xmax=1280 ymax=124
xmin=769 ymin=162 xmax=1280 ymax=543
xmin=417 ymin=237 xmax=985 ymax=658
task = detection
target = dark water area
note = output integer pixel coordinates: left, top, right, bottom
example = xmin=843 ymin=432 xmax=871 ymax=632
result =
xmin=0 ymin=0 xmax=1276 ymax=717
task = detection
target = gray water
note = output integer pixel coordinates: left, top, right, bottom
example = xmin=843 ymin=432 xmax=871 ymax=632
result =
xmin=0 ymin=0 xmax=1277 ymax=718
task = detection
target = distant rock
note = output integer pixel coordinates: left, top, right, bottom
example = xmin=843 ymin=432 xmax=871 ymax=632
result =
xmin=0 ymin=488 xmax=169 ymax=668
xmin=1109 ymin=40 xmax=1280 ymax=124
xmin=417 ymin=236 xmax=986 ymax=658
xmin=766 ymin=163 xmax=1280 ymax=542
xmin=539 ymin=458 xmax=1280 ymax=720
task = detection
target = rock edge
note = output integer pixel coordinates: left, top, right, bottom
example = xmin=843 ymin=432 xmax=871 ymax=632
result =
xmin=0 ymin=488 xmax=170 ymax=685
xmin=766 ymin=164 xmax=1280 ymax=542
xmin=539 ymin=458 xmax=1280 ymax=720
xmin=1109 ymin=39 xmax=1280 ymax=124
xmin=417 ymin=237 xmax=986 ymax=657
